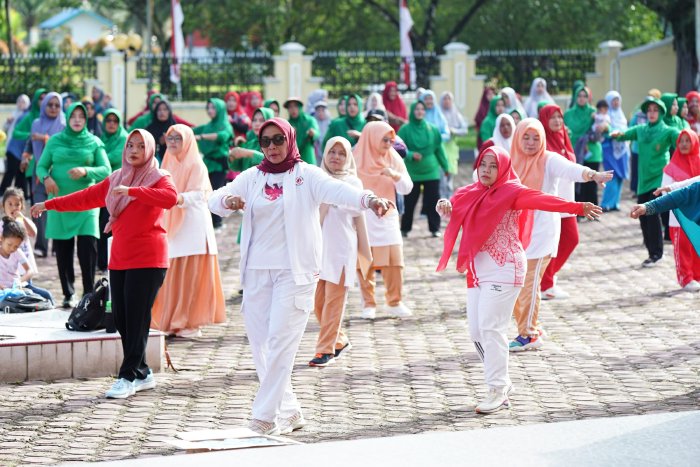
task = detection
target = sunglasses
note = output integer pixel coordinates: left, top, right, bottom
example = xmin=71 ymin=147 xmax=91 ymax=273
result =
xmin=46 ymin=103 xmax=61 ymax=109
xmin=259 ymin=134 xmax=286 ymax=148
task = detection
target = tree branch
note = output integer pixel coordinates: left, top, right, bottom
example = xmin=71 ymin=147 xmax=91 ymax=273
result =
xmin=361 ymin=0 xmax=399 ymax=28
xmin=441 ymin=0 xmax=490 ymax=49
xmin=417 ymin=0 xmax=439 ymax=49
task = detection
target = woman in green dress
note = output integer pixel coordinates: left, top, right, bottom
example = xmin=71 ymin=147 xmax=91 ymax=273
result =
xmin=284 ymin=98 xmax=319 ymax=165
xmin=565 ymin=85 xmax=602 ymax=204
xmin=323 ymin=94 xmax=366 ymax=147
xmin=36 ymin=103 xmax=111 ymax=307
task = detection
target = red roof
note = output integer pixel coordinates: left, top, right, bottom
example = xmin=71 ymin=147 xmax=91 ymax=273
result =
xmin=189 ymin=30 xmax=210 ymax=48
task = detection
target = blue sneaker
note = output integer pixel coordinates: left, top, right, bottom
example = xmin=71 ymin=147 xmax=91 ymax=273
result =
xmin=133 ymin=369 xmax=156 ymax=392
xmin=508 ymin=335 xmax=543 ymax=352
xmin=105 ymin=378 xmax=135 ymax=399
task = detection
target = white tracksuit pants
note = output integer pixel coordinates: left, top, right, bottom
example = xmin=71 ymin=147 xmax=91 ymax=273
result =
xmin=466 ymin=283 xmax=521 ymax=389
xmin=242 ymin=269 xmax=316 ymax=423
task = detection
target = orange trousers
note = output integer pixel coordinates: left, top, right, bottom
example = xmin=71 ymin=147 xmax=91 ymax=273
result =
xmin=513 ymin=256 xmax=551 ymax=338
xmin=313 ymin=271 xmax=350 ymax=355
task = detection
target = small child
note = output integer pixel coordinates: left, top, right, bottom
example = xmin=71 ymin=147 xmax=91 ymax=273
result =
xmin=0 ymin=216 xmax=53 ymax=302
xmin=592 ymin=99 xmax=611 ymax=142
xmin=2 ymin=189 xmax=53 ymax=303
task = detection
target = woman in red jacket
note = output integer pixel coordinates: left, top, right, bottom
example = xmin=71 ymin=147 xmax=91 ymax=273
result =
xmin=31 ymin=129 xmax=178 ymax=400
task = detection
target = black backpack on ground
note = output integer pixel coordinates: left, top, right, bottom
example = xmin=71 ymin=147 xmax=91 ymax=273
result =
xmin=66 ymin=278 xmax=109 ymax=332
xmin=0 ymin=292 xmax=53 ymax=313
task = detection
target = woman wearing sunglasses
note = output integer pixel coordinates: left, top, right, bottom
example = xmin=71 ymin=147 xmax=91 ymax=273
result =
xmin=209 ymin=118 xmax=394 ymax=436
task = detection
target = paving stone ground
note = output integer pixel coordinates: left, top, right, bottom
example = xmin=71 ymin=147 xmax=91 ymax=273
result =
xmin=1 ymin=166 xmax=699 ymax=465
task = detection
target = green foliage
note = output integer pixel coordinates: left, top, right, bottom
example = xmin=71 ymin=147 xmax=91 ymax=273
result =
xmin=0 ymin=7 xmax=26 ymax=44
xmin=30 ymin=39 xmax=56 ymax=55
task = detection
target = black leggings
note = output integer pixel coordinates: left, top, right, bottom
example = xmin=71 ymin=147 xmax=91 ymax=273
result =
xmin=637 ymin=190 xmax=664 ymax=259
xmin=401 ymin=179 xmax=441 ymax=234
xmin=0 ymin=154 xmax=27 ymax=197
xmin=209 ymin=171 xmax=227 ymax=228
xmin=98 ymin=207 xmax=111 ymax=271
xmin=110 ymin=268 xmax=167 ymax=381
xmin=54 ymin=236 xmax=97 ymax=299
xmin=576 ymin=161 xmax=600 ymax=205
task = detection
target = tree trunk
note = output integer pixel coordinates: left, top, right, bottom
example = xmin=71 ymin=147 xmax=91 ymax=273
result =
xmin=675 ymin=35 xmax=697 ymax=94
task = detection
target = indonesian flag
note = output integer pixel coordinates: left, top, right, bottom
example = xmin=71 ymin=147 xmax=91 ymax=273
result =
xmin=170 ymin=0 xmax=185 ymax=83
xmin=399 ymin=0 xmax=416 ymax=88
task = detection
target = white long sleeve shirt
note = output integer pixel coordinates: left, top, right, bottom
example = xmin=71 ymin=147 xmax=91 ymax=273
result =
xmin=168 ymin=190 xmax=218 ymax=259
xmin=209 ymin=163 xmax=372 ymax=286
xmin=525 ymin=154 xmax=587 ymax=259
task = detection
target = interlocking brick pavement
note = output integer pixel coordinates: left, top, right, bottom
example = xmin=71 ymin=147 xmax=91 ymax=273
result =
xmin=1 ymin=170 xmax=699 ymax=465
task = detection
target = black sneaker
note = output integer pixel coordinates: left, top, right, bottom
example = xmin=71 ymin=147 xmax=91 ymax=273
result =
xmin=401 ymin=230 xmax=408 ymax=238
xmin=431 ymin=231 xmax=442 ymax=238
xmin=309 ymin=353 xmax=334 ymax=367
xmin=642 ymin=256 xmax=662 ymax=268
xmin=62 ymin=296 xmax=75 ymax=309
xmin=334 ymin=342 xmax=352 ymax=358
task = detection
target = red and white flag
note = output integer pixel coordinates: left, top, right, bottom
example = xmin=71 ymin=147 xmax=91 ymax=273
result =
xmin=399 ymin=0 xmax=416 ymax=88
xmin=170 ymin=0 xmax=185 ymax=83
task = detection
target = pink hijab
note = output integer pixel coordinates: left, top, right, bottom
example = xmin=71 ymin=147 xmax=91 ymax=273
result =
xmin=257 ymin=118 xmax=303 ymax=173
xmin=104 ymin=129 xmax=168 ymax=232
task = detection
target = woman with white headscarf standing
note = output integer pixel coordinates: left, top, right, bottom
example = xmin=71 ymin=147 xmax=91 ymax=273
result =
xmin=310 ymin=136 xmax=372 ymax=367
xmin=491 ymin=113 xmax=515 ymax=152
xmin=600 ymin=91 xmax=629 ymax=211
xmin=524 ymin=78 xmax=554 ymax=118
xmin=500 ymin=87 xmax=527 ymax=117
xmin=439 ymin=92 xmax=468 ymax=198
xmin=365 ymin=92 xmax=385 ymax=118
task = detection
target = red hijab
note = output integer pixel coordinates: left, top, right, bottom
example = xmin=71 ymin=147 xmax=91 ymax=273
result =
xmin=438 ymin=146 xmax=532 ymax=273
xmin=105 ymin=130 xmax=168 ymax=232
xmin=474 ymin=86 xmax=496 ymax=129
xmin=539 ymin=104 xmax=575 ymax=162
xmin=664 ymin=129 xmax=700 ymax=181
xmin=225 ymin=91 xmax=245 ymax=116
xmin=243 ymin=91 xmax=263 ymax=119
xmin=382 ymin=81 xmax=407 ymax=130
xmin=257 ymin=118 xmax=303 ymax=174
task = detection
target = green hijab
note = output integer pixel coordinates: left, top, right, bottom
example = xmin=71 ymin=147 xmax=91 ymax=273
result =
xmin=197 ymin=97 xmax=233 ymax=155
xmin=129 ymin=93 xmax=163 ymax=130
xmin=100 ymin=108 xmax=128 ymax=171
xmin=402 ymin=101 xmax=433 ymax=152
xmin=564 ymin=85 xmax=596 ymax=142
xmin=51 ymin=103 xmax=102 ymax=150
xmin=479 ymin=94 xmax=503 ymax=139
xmin=243 ymin=107 xmax=275 ymax=150
xmin=12 ymin=88 xmax=46 ymax=141
xmin=263 ymin=99 xmax=279 ymax=110
xmin=337 ymin=94 xmax=349 ymax=117
xmin=344 ymin=93 xmax=366 ymax=130
xmin=639 ymin=98 xmax=669 ymax=144
xmin=569 ymin=80 xmax=585 ymax=109
xmin=660 ymin=92 xmax=686 ymax=130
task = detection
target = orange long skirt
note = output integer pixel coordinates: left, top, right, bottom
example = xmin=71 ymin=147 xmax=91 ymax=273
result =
xmin=151 ymin=254 xmax=226 ymax=333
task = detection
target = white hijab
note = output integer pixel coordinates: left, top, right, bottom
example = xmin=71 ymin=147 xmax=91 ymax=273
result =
xmin=365 ymin=92 xmax=385 ymax=117
xmin=501 ymin=87 xmax=526 ymax=116
xmin=524 ymin=78 xmax=553 ymax=118
xmin=491 ymin=113 xmax=515 ymax=152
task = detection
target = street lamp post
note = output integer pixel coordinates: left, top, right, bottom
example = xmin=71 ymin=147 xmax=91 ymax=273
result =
xmin=112 ymin=32 xmax=143 ymax=120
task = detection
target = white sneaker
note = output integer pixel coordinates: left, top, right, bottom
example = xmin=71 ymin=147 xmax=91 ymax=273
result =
xmin=105 ymin=378 xmax=135 ymax=399
xmin=361 ymin=307 xmax=376 ymax=319
xmin=176 ymin=328 xmax=202 ymax=338
xmin=386 ymin=302 xmax=412 ymax=318
xmin=475 ymin=387 xmax=510 ymax=414
xmin=542 ymin=286 xmax=570 ymax=300
xmin=683 ymin=280 xmax=700 ymax=292
xmin=248 ymin=419 xmax=280 ymax=436
xmin=133 ymin=369 xmax=156 ymax=392
xmin=279 ymin=411 xmax=306 ymax=435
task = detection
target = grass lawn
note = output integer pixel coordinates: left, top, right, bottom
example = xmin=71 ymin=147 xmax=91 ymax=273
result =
xmin=455 ymin=127 xmax=477 ymax=151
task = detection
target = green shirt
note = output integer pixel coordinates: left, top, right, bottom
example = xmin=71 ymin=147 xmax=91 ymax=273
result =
xmin=398 ymin=103 xmax=450 ymax=182
xmin=100 ymin=109 xmax=127 ymax=172
xmin=289 ymin=111 xmax=320 ymax=165
xmin=616 ymin=122 xmax=680 ymax=195
xmin=322 ymin=93 xmax=366 ymax=149
xmin=193 ymin=98 xmax=233 ymax=174
xmin=36 ymin=103 xmax=111 ymax=239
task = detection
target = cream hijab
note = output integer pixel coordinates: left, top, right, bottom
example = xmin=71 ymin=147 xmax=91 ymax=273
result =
xmin=320 ymin=136 xmax=372 ymax=279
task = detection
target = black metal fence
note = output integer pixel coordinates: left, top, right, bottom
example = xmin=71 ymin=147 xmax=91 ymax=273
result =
xmin=136 ymin=52 xmax=274 ymax=101
xmin=475 ymin=49 xmax=596 ymax=96
xmin=311 ymin=51 xmax=439 ymax=98
xmin=0 ymin=54 xmax=97 ymax=103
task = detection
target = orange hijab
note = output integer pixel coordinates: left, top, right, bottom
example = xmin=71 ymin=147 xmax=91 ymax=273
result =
xmin=510 ymin=118 xmax=549 ymax=190
xmin=353 ymin=121 xmax=405 ymax=203
xmin=160 ymin=124 xmax=212 ymax=238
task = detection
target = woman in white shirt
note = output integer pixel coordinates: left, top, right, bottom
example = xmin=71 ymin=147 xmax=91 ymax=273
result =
xmin=508 ymin=118 xmax=610 ymax=352
xmin=151 ymin=124 xmax=225 ymax=338
xmin=208 ymin=118 xmax=392 ymax=436
xmin=310 ymin=137 xmax=372 ymax=367
xmin=353 ymin=121 xmax=414 ymax=320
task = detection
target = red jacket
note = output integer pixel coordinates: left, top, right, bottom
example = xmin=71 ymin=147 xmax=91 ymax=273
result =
xmin=45 ymin=176 xmax=178 ymax=270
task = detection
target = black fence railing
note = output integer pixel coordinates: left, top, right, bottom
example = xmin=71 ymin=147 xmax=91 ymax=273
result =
xmin=0 ymin=54 xmax=97 ymax=103
xmin=475 ymin=49 xmax=596 ymax=96
xmin=136 ymin=52 xmax=274 ymax=101
xmin=312 ymin=51 xmax=439 ymax=99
